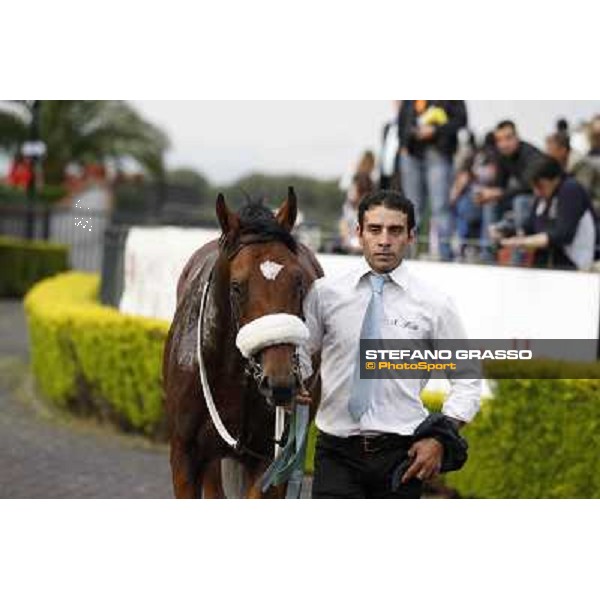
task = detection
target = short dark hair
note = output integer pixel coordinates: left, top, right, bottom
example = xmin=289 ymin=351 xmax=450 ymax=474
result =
xmin=546 ymin=131 xmax=570 ymax=151
xmin=556 ymin=118 xmax=569 ymax=133
xmin=357 ymin=190 xmax=416 ymax=232
xmin=525 ymin=155 xmax=564 ymax=185
xmin=483 ymin=130 xmax=497 ymax=148
xmin=495 ymin=120 xmax=517 ymax=134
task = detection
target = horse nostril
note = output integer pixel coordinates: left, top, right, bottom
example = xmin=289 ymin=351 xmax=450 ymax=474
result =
xmin=271 ymin=386 xmax=294 ymax=406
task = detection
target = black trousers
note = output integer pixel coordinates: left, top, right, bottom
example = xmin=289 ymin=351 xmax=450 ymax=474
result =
xmin=311 ymin=429 xmax=423 ymax=499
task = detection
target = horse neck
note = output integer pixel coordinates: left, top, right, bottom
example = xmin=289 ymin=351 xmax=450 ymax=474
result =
xmin=208 ymin=257 xmax=245 ymax=375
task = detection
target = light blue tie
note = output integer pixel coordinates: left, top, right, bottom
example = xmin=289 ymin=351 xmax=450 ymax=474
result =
xmin=348 ymin=273 xmax=387 ymax=420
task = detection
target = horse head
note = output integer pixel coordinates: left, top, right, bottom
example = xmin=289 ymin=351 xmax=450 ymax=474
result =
xmin=215 ymin=187 xmax=311 ymax=407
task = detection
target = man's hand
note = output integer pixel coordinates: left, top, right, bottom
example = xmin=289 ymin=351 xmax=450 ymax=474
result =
xmin=401 ymin=438 xmax=443 ymax=484
xmin=474 ymin=186 xmax=501 ymax=205
xmin=500 ymin=236 xmax=525 ymax=248
xmin=415 ymin=125 xmax=436 ymax=141
xmin=450 ymin=171 xmax=470 ymax=205
xmin=488 ymin=223 xmax=504 ymax=243
xmin=295 ymin=388 xmax=312 ymax=405
xmin=282 ymin=387 xmax=312 ymax=413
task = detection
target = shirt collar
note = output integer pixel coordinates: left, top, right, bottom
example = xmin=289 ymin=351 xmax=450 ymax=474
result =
xmin=352 ymin=257 xmax=410 ymax=290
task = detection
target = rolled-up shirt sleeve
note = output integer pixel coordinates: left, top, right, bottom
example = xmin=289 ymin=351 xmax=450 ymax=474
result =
xmin=435 ymin=296 xmax=482 ymax=423
xmin=298 ymin=282 xmax=324 ymax=381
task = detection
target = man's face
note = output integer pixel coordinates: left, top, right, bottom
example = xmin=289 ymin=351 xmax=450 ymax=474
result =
xmin=494 ymin=126 xmax=520 ymax=157
xmin=532 ymin=177 xmax=559 ymax=200
xmin=357 ymin=205 xmax=414 ymax=273
xmin=546 ymin=139 xmax=568 ymax=166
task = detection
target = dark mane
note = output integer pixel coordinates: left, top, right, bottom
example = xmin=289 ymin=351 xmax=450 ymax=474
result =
xmin=226 ymin=199 xmax=297 ymax=253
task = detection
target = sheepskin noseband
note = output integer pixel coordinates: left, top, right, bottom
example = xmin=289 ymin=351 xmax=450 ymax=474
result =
xmin=235 ymin=313 xmax=309 ymax=358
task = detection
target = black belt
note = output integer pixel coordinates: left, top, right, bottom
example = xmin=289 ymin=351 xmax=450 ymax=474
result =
xmin=318 ymin=430 xmax=413 ymax=454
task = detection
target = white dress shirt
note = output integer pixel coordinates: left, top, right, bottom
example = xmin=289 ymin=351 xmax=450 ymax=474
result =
xmin=299 ymin=257 xmax=481 ymax=437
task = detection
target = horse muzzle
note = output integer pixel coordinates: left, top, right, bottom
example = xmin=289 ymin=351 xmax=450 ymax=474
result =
xmin=236 ymin=314 xmax=308 ymax=407
xmin=259 ymin=381 xmax=295 ymax=407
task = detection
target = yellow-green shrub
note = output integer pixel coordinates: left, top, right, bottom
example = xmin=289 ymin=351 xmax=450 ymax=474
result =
xmin=24 ymin=272 xmax=169 ymax=435
xmin=447 ymin=379 xmax=600 ymax=498
xmin=0 ymin=235 xmax=69 ymax=297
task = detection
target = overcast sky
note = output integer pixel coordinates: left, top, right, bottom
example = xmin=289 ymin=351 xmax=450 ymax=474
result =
xmin=133 ymin=100 xmax=600 ymax=185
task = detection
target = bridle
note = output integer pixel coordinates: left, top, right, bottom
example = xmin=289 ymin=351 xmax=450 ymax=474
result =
xmin=196 ymin=233 xmax=308 ymax=467
xmin=223 ymin=233 xmax=306 ymax=397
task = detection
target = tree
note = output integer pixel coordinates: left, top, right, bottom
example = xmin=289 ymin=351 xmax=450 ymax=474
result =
xmin=167 ymin=167 xmax=211 ymax=199
xmin=0 ymin=101 xmax=169 ymax=184
xmin=222 ymin=172 xmax=343 ymax=230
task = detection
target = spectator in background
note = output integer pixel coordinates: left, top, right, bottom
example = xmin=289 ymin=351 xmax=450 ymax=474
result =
xmin=555 ymin=117 xmax=569 ymax=136
xmin=453 ymin=129 xmax=477 ymax=173
xmin=398 ymin=100 xmax=468 ymax=261
xmin=475 ymin=120 xmax=543 ymax=240
xmin=546 ymin=130 xmax=600 ymax=218
xmin=496 ymin=156 xmax=598 ymax=270
xmin=588 ymin=115 xmax=600 ymax=161
xmin=339 ymin=150 xmax=378 ymax=193
xmin=379 ymin=101 xmax=402 ymax=190
xmin=570 ymin=120 xmax=591 ymax=156
xmin=450 ymin=132 xmax=498 ymax=261
xmin=6 ymin=153 xmax=33 ymax=190
xmin=357 ymin=150 xmax=377 ymax=184
xmin=337 ymin=172 xmax=374 ymax=254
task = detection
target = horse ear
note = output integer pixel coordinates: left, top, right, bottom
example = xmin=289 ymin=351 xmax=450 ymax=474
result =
xmin=275 ymin=186 xmax=298 ymax=232
xmin=216 ymin=193 xmax=240 ymax=235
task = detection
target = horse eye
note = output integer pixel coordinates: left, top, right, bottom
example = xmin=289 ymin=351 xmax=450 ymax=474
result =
xmin=231 ymin=281 xmax=247 ymax=304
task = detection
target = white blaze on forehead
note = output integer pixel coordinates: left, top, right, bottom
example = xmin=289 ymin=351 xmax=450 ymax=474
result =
xmin=260 ymin=260 xmax=284 ymax=280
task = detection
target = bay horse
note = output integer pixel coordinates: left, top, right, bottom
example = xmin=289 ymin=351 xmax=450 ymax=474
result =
xmin=163 ymin=187 xmax=322 ymax=498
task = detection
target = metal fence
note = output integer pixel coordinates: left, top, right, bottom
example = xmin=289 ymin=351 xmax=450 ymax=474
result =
xmin=0 ymin=204 xmax=110 ymax=272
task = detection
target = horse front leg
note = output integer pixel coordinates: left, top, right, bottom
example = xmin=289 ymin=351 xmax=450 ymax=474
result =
xmin=170 ymin=436 xmax=201 ymax=499
xmin=201 ymin=458 xmax=226 ymax=498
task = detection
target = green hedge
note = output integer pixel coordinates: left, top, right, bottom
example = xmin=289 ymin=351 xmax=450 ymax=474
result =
xmin=0 ymin=184 xmax=66 ymax=205
xmin=447 ymin=379 xmax=600 ymax=498
xmin=0 ymin=236 xmax=69 ymax=297
xmin=25 ymin=272 xmax=169 ymax=436
xmin=0 ymin=184 xmax=27 ymax=204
